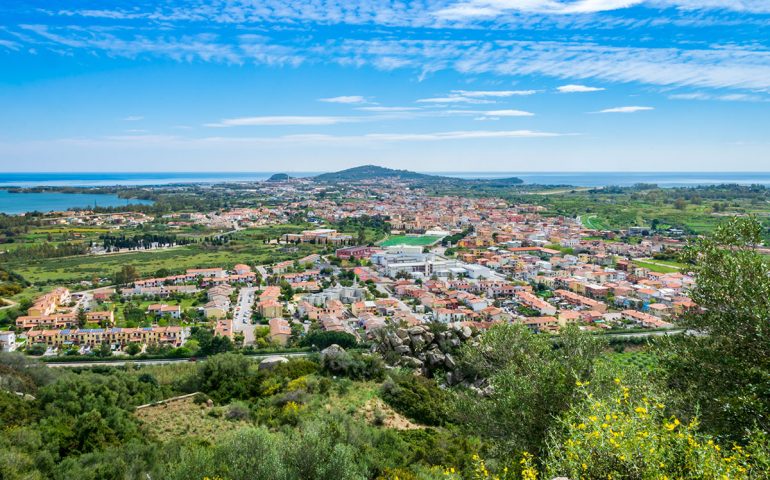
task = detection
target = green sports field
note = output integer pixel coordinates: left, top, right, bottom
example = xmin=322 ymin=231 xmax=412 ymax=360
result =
xmin=379 ymin=235 xmax=444 ymax=247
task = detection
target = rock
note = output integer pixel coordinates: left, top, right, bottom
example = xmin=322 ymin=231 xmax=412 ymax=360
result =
xmin=388 ymin=333 xmax=403 ymax=348
xmin=408 ymin=326 xmax=426 ymax=335
xmin=258 ymin=355 xmax=289 ymax=370
xmin=427 ymin=351 xmax=446 ymax=366
xmin=395 ymin=328 xmax=409 ymax=340
xmin=394 ymin=345 xmax=412 ymax=354
xmin=320 ymin=344 xmax=348 ymax=371
xmin=402 ymin=356 xmax=424 ymax=368
xmin=444 ymin=353 xmax=457 ymax=370
xmin=461 ymin=326 xmax=473 ymax=339
xmin=423 ymin=331 xmax=435 ymax=344
xmin=410 ymin=335 xmax=426 ymax=352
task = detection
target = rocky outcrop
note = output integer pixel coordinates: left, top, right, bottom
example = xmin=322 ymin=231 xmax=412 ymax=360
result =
xmin=372 ymin=323 xmax=479 ymax=383
xmin=258 ymin=355 xmax=289 ymax=370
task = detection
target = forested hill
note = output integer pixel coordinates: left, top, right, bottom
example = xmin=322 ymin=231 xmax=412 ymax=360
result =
xmin=314 ymin=165 xmax=523 ymax=186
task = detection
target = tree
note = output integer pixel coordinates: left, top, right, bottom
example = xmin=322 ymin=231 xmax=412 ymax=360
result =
xmin=280 ymin=281 xmax=294 ymax=302
xmin=76 ymin=308 xmax=87 ymax=328
xmin=659 ymin=216 xmax=770 ymax=441
xmin=125 ymin=343 xmax=141 ymax=356
xmin=673 ymin=197 xmax=687 ymax=210
xmin=114 ymin=265 xmax=139 ymax=286
xmin=452 ymin=323 xmax=605 ymax=457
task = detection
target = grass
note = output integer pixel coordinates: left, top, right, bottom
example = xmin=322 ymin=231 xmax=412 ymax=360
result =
xmin=380 ymin=235 xmax=444 ymax=247
xmin=135 ymin=395 xmax=250 ymax=442
xmin=7 ymin=240 xmax=325 ymax=284
xmin=632 ymin=259 xmax=686 ymax=274
xmin=582 ymin=215 xmax=608 ymax=230
xmin=605 ymin=350 xmax=660 ymax=373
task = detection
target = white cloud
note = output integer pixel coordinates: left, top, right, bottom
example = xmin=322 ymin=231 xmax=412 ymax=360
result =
xmin=356 ymin=106 xmax=421 ymax=112
xmin=13 ymin=19 xmax=770 ymax=93
xmin=557 ymin=84 xmax=605 ymax=93
xmin=205 ymin=116 xmax=356 ymax=127
xmin=595 ymin=106 xmax=654 ymax=113
xmin=435 ymin=0 xmax=770 ymax=18
xmin=452 ymin=89 xmax=538 ymax=97
xmin=436 ymin=0 xmax=644 ymax=17
xmin=417 ymin=96 xmax=495 ymax=104
xmin=668 ymin=92 xmax=768 ymax=102
xmin=484 ymin=109 xmax=535 ymax=116
xmin=123 ymin=115 xmax=144 ymax=121
xmin=363 ymin=130 xmax=563 ymax=141
xmin=319 ymin=95 xmax=368 ymax=104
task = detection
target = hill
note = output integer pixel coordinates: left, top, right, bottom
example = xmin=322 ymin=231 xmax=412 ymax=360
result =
xmin=314 ymin=165 xmax=523 ymax=186
xmin=313 ymin=165 xmax=433 ymax=182
xmin=266 ymin=173 xmax=291 ymax=182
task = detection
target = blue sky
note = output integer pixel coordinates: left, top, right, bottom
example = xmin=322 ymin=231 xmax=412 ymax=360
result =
xmin=0 ymin=1 xmax=769 ymax=172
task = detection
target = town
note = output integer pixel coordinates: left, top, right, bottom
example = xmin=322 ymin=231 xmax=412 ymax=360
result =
xmin=1 ymin=176 xmax=695 ymax=356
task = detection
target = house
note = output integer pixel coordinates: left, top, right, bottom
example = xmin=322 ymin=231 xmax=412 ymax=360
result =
xmin=86 ymin=311 xmax=115 ymax=326
xmin=28 ymin=288 xmax=71 ymax=317
xmin=214 ymin=319 xmax=234 ymax=339
xmin=92 ymin=288 xmax=116 ymax=302
xmin=520 ymin=316 xmax=560 ymax=333
xmin=268 ymin=318 xmax=292 ymax=345
xmin=233 ymin=264 xmax=252 ymax=275
xmin=258 ymin=299 xmax=283 ymax=318
xmin=515 ymin=291 xmax=558 ymax=316
xmin=147 ymin=304 xmax=182 ymax=319
xmin=0 ymin=331 xmax=16 ymax=352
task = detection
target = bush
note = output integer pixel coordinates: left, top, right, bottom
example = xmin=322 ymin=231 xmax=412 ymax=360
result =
xmin=543 ymin=379 xmax=770 ymax=479
xmin=300 ymin=331 xmax=358 ymax=350
xmin=322 ymin=350 xmax=385 ymax=381
xmin=381 ymin=373 xmax=449 ymax=426
xmin=225 ymin=402 xmax=251 ymax=421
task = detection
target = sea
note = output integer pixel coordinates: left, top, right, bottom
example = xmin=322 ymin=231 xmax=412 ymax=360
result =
xmin=2 ymin=171 xmax=770 ymax=214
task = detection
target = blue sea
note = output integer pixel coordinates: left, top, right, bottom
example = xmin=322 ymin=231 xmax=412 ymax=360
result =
xmin=3 ymin=171 xmax=770 ymax=188
xmin=2 ymin=171 xmax=770 ymax=214
xmin=0 ymin=190 xmax=153 ymax=215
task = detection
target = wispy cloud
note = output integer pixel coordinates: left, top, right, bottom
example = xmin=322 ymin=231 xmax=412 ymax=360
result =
xmin=123 ymin=115 xmax=144 ymax=121
xmin=595 ymin=106 xmax=654 ymax=113
xmin=437 ymin=0 xmax=644 ymax=17
xmin=436 ymin=0 xmax=770 ymax=18
xmin=417 ymin=96 xmax=495 ymax=104
xmin=205 ymin=116 xmax=358 ymax=127
xmin=356 ymin=106 xmax=421 ymax=112
xmin=452 ymin=89 xmax=538 ymax=97
xmin=11 ymin=23 xmax=770 ymax=92
xmin=54 ymin=129 xmax=572 ymax=149
xmin=557 ymin=84 xmax=605 ymax=93
xmin=319 ymin=95 xmax=369 ymax=104
xmin=484 ymin=109 xmax=535 ymax=116
xmin=668 ymin=92 xmax=769 ymax=102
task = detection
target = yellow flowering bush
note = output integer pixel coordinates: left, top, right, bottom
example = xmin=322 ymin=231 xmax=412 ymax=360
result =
xmin=543 ymin=379 xmax=764 ymax=479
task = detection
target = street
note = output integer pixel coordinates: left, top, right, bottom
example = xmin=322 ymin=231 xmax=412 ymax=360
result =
xmin=233 ymin=286 xmax=257 ymax=344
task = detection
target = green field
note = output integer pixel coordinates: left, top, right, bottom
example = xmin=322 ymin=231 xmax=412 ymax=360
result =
xmin=380 ymin=235 xmax=444 ymax=247
xmin=633 ymin=259 xmax=689 ymax=274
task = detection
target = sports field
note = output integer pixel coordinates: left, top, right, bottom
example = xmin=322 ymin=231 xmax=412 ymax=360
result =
xmin=379 ymin=235 xmax=444 ymax=247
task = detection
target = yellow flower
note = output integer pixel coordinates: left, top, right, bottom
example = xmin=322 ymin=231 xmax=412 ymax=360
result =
xmin=614 ymin=378 xmax=621 ymax=384
xmin=582 ymin=463 xmax=588 ymax=470
xmin=635 ymin=407 xmax=648 ymax=415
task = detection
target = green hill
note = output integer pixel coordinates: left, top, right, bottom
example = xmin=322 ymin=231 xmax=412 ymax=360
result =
xmin=314 ymin=165 xmax=522 ymax=186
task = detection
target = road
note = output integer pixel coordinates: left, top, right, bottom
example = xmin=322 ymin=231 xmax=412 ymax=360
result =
xmin=44 ymin=351 xmax=310 ymax=368
xmin=233 ymin=286 xmax=257 ymax=344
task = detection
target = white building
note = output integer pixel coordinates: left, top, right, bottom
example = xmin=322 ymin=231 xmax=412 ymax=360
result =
xmin=0 ymin=331 xmax=17 ymax=352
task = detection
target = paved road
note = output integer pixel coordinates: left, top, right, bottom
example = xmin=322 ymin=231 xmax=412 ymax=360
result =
xmin=45 ymin=352 xmax=310 ymax=368
xmin=234 ymin=286 xmax=257 ymax=344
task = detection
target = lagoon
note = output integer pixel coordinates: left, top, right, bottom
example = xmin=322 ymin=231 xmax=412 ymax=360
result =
xmin=0 ymin=190 xmax=153 ymax=215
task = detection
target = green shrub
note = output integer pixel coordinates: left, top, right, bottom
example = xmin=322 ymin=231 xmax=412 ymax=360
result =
xmin=381 ymin=373 xmax=449 ymax=426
